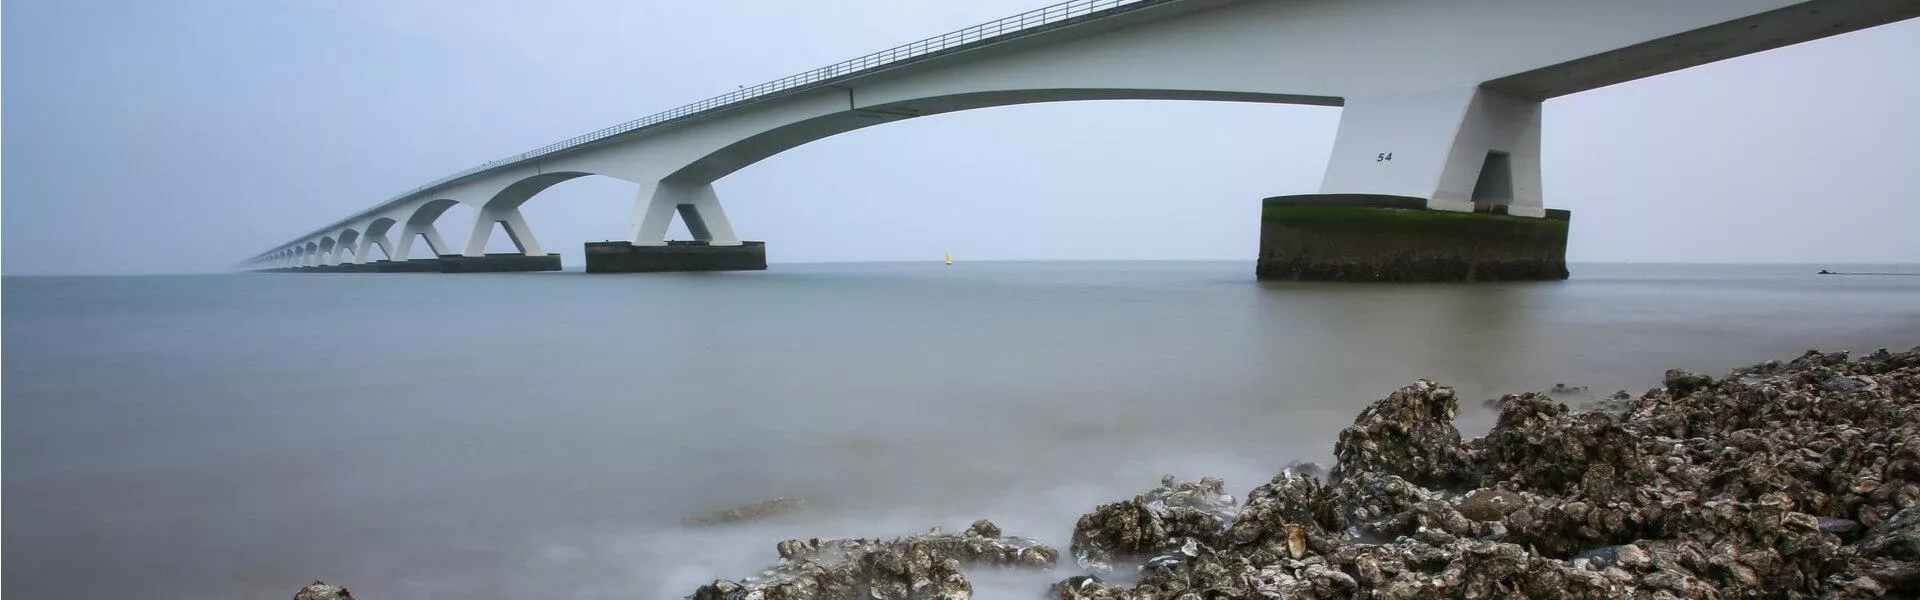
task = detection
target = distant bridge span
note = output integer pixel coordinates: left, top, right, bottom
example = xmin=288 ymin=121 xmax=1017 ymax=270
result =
xmin=241 ymin=0 xmax=1920 ymax=274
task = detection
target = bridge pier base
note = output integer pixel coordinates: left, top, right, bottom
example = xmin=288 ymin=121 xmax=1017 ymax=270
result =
xmin=584 ymin=241 xmax=766 ymax=273
xmin=1256 ymin=194 xmax=1568 ymax=282
xmin=437 ymin=253 xmax=562 ymax=273
xmin=376 ymin=259 xmax=445 ymax=273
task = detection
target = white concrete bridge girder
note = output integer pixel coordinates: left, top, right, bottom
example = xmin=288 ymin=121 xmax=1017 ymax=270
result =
xmin=1319 ymin=86 xmax=1544 ymax=216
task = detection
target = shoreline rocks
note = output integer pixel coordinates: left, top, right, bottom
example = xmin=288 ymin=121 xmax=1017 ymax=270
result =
xmin=690 ymin=519 xmax=1058 ymax=600
xmin=293 ymin=581 xmax=353 ymax=600
xmin=1048 ymin=347 xmax=1920 ymax=599
xmin=292 ymin=346 xmax=1919 ymax=599
xmin=1069 ymin=475 xmax=1239 ymax=572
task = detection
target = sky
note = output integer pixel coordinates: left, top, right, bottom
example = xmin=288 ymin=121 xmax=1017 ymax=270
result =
xmin=3 ymin=0 xmax=1917 ymax=275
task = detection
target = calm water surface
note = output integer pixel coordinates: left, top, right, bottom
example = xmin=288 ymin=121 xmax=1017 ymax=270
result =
xmin=6 ymin=262 xmax=1919 ymax=599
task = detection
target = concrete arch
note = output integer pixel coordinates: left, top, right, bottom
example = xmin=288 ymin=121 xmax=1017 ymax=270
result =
xmin=356 ymin=217 xmax=400 ymax=263
xmin=364 ymin=217 xmax=399 ymax=238
xmin=391 ymin=199 xmax=460 ymax=260
xmin=405 ymin=199 xmax=459 ymax=230
xmin=477 ymin=172 xmax=595 ymax=212
xmin=532 ymin=87 xmax=1331 ymax=246
xmin=453 ymin=172 xmax=596 ymax=256
xmin=304 ymin=242 xmax=319 ymax=267
xmin=672 ymin=90 xmax=1329 ymax=185
xmin=318 ymin=236 xmax=338 ymax=266
xmin=335 ymin=229 xmax=362 ymax=265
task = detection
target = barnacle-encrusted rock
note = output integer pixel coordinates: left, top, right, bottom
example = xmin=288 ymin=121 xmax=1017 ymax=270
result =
xmin=1068 ymin=475 xmax=1238 ymax=571
xmin=1041 ymin=347 xmax=1920 ymax=599
xmin=1330 ymin=379 xmax=1472 ymax=488
xmin=673 ymin=347 xmax=1919 ymax=600
xmin=293 ymin=581 xmax=354 ymax=600
xmin=693 ymin=519 xmax=1055 ymax=600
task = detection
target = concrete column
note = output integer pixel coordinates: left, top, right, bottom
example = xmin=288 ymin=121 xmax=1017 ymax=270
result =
xmin=393 ymin=224 xmax=449 ymax=260
xmin=354 ymin=235 xmax=392 ymax=264
xmin=628 ymin=180 xmax=742 ymax=246
xmin=353 ymin=236 xmax=374 ymax=264
xmin=461 ymin=207 xmax=548 ymax=257
xmin=1319 ymin=86 xmax=1543 ymax=216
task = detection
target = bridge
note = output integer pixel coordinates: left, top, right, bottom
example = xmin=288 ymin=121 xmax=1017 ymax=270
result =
xmin=240 ymin=0 xmax=1920 ymax=280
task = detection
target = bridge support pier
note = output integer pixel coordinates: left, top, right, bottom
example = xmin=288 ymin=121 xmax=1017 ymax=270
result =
xmin=437 ymin=254 xmax=562 ymax=273
xmin=591 ymin=180 xmax=763 ymax=273
xmin=1256 ymin=195 xmax=1568 ymax=282
xmin=1261 ymin=86 xmax=1567 ymax=282
xmin=376 ymin=259 xmax=446 ymax=273
xmin=584 ymin=241 xmax=766 ymax=273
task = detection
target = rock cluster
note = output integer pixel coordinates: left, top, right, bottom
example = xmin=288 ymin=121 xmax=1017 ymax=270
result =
xmin=293 ymin=580 xmax=354 ymax=600
xmin=292 ymin=347 xmax=1919 ymax=599
xmin=690 ymin=519 xmax=1058 ymax=600
xmin=1069 ymin=475 xmax=1240 ymax=571
xmin=1055 ymin=348 xmax=1920 ymax=599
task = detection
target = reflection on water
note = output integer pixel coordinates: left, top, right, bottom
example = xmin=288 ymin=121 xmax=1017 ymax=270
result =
xmin=4 ymin=262 xmax=1917 ymax=599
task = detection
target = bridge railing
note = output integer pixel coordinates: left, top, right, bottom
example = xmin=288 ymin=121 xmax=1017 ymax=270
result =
xmin=260 ymin=0 xmax=1167 ymax=260
xmin=454 ymin=7 xmax=1139 ymax=193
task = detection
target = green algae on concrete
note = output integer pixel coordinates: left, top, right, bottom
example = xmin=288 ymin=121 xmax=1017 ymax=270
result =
xmin=1257 ymin=194 xmax=1569 ymax=282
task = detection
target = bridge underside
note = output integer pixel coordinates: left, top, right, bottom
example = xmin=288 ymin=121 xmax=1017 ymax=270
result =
xmin=1486 ymin=0 xmax=1918 ymax=100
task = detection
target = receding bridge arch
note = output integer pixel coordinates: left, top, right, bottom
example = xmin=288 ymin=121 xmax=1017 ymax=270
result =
xmin=392 ymin=199 xmax=460 ymax=259
xmin=667 ymin=90 xmax=1334 ymax=184
xmin=356 ymin=217 xmax=399 ymax=263
xmin=516 ymin=88 xmax=1337 ymax=248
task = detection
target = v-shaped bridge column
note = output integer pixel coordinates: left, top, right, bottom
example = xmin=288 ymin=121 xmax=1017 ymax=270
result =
xmin=461 ymin=207 xmax=548 ymax=257
xmin=392 ymin=223 xmax=449 ymax=261
xmin=1260 ymin=86 xmax=1567 ymax=282
xmin=353 ymin=234 xmax=392 ymax=265
xmin=437 ymin=206 xmax=560 ymax=272
xmin=591 ymin=179 xmax=761 ymax=273
xmin=1318 ymin=86 xmax=1544 ymax=216
xmin=627 ymin=180 xmax=741 ymax=246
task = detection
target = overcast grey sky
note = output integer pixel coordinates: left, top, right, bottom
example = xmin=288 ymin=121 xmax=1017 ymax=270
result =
xmin=4 ymin=0 xmax=1917 ymax=275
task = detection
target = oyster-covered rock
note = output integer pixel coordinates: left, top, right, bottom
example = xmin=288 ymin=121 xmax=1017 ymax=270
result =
xmin=293 ymin=581 xmax=354 ymax=600
xmin=1036 ymin=347 xmax=1920 ymax=599
xmin=1330 ymin=379 xmax=1472 ymax=488
xmin=693 ymin=519 xmax=1055 ymax=600
xmin=1068 ymin=475 xmax=1238 ymax=571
